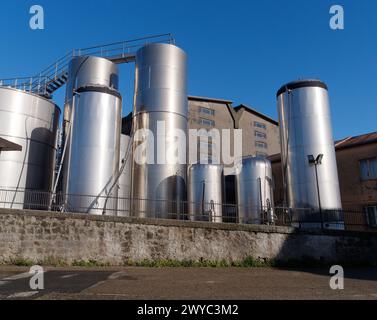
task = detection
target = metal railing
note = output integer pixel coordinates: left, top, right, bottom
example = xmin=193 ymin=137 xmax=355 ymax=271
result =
xmin=0 ymin=188 xmax=375 ymax=232
xmin=0 ymin=76 xmax=51 ymax=95
xmin=71 ymin=33 xmax=174 ymax=60
xmin=0 ymin=33 xmax=174 ymax=97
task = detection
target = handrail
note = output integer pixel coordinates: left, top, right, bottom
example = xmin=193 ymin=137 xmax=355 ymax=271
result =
xmin=76 ymin=33 xmax=173 ymax=52
xmin=0 ymin=33 xmax=174 ymax=97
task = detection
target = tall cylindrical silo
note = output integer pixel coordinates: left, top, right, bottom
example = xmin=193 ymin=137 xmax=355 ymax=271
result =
xmin=236 ymin=157 xmax=274 ymax=225
xmin=118 ymin=134 xmax=132 ymax=217
xmin=62 ymin=56 xmax=121 ymax=215
xmin=188 ymin=164 xmax=223 ymax=223
xmin=276 ymin=79 xmax=343 ymax=229
xmin=131 ymin=43 xmax=188 ymax=219
xmin=0 ymin=87 xmax=60 ymax=209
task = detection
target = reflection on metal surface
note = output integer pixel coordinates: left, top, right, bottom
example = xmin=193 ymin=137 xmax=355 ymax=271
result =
xmin=0 ymin=87 xmax=60 ymax=209
xmin=188 ymin=164 xmax=224 ymax=223
xmin=236 ymin=157 xmax=274 ymax=224
xmin=131 ymin=43 xmax=188 ymax=219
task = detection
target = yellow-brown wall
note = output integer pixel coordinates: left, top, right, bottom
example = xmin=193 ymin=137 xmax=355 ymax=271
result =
xmin=270 ymin=142 xmax=377 ymax=230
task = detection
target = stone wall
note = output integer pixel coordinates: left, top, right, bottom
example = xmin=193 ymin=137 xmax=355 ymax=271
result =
xmin=0 ymin=209 xmax=376 ymax=266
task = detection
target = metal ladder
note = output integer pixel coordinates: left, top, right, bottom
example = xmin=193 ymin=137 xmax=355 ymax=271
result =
xmin=0 ymin=33 xmax=174 ymax=98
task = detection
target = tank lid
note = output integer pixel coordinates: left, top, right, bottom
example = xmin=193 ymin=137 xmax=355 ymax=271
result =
xmin=0 ymin=86 xmax=61 ymax=112
xmin=276 ymin=79 xmax=328 ymax=98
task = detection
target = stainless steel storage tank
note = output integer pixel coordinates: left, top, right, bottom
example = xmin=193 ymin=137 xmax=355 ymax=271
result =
xmin=63 ymin=56 xmax=121 ymax=215
xmin=131 ymin=43 xmax=187 ymax=219
xmin=277 ymin=79 xmax=343 ymax=229
xmin=236 ymin=157 xmax=274 ymax=224
xmin=118 ymin=134 xmax=132 ymax=217
xmin=0 ymin=87 xmax=60 ymax=209
xmin=188 ymin=164 xmax=223 ymax=223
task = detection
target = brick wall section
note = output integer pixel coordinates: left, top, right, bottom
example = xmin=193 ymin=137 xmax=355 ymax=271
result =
xmin=0 ymin=209 xmax=377 ymax=266
xmin=270 ymin=141 xmax=377 ymax=229
xmin=336 ymin=143 xmax=377 ymax=210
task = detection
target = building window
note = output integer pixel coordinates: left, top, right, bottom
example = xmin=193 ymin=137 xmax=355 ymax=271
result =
xmin=360 ymin=158 xmax=377 ymax=181
xmin=199 ymin=141 xmax=213 ymax=151
xmin=255 ymin=130 xmax=267 ymax=139
xmin=254 ymin=121 xmax=266 ymax=130
xmin=199 ymin=106 xmax=215 ymax=116
xmin=198 ymin=118 xmax=215 ymax=127
xmin=198 ymin=142 xmax=218 ymax=164
xmin=365 ymin=206 xmax=377 ymax=227
xmin=255 ymin=141 xmax=268 ymax=149
xmin=256 ymin=152 xmax=268 ymax=158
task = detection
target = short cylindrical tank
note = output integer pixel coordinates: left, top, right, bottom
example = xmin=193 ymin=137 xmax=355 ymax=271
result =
xmin=188 ymin=164 xmax=223 ymax=223
xmin=236 ymin=157 xmax=274 ymax=224
xmin=277 ymin=79 xmax=343 ymax=229
xmin=0 ymin=87 xmax=60 ymax=209
xmin=131 ymin=43 xmax=188 ymax=219
xmin=118 ymin=134 xmax=132 ymax=217
xmin=63 ymin=56 xmax=121 ymax=215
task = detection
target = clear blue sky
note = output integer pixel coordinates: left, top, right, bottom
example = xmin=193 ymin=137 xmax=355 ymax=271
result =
xmin=1 ymin=0 xmax=376 ymax=140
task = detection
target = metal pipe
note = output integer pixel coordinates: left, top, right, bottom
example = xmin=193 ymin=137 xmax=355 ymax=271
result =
xmin=314 ymin=163 xmax=323 ymax=229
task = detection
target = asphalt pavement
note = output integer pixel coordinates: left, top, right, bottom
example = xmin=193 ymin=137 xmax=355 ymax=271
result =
xmin=0 ymin=266 xmax=376 ymax=300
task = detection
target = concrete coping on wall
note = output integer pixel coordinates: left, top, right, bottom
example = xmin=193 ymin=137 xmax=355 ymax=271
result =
xmin=0 ymin=208 xmax=375 ymax=239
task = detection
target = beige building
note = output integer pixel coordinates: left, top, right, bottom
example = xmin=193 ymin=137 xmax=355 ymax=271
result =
xmin=335 ymin=133 xmax=377 ymax=229
xmin=187 ymin=96 xmax=280 ymax=165
xmin=122 ymin=95 xmax=280 ymax=165
xmin=234 ymin=104 xmax=280 ymax=158
xmin=122 ymin=95 xmax=280 ymax=208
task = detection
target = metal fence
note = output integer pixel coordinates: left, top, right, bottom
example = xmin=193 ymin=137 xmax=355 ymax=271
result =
xmin=0 ymin=188 xmax=375 ymax=232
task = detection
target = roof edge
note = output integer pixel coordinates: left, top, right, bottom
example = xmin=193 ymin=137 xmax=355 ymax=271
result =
xmin=188 ymin=95 xmax=233 ymax=104
xmin=234 ymin=104 xmax=279 ymax=126
xmin=0 ymin=138 xmax=22 ymax=151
